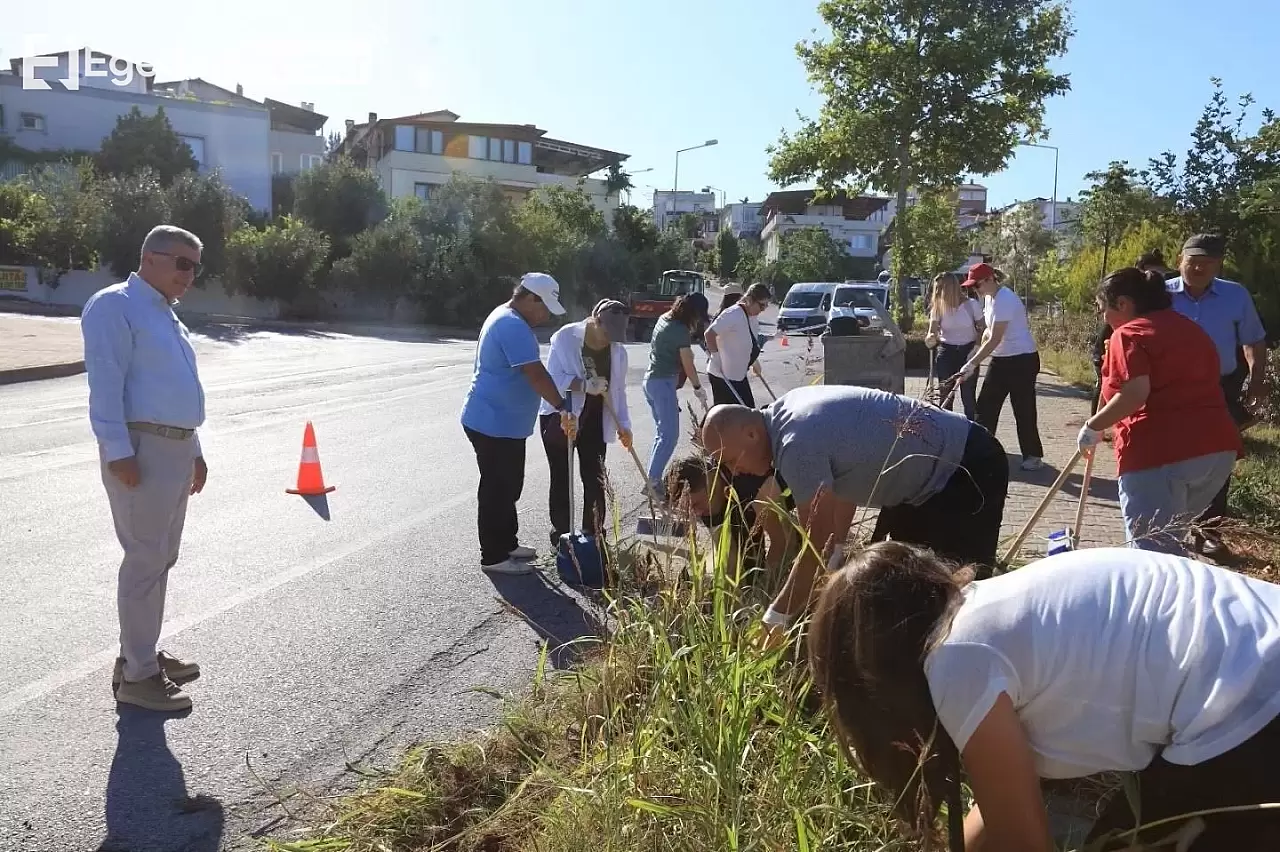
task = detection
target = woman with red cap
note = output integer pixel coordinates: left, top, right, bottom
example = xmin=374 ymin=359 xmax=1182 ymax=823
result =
xmin=957 ymin=263 xmax=1045 ymax=471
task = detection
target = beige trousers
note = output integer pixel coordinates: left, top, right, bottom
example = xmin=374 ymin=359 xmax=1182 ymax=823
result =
xmin=100 ymin=429 xmax=196 ymax=682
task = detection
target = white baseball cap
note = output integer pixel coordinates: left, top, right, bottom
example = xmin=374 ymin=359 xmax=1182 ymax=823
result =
xmin=519 ymin=272 xmax=565 ymax=315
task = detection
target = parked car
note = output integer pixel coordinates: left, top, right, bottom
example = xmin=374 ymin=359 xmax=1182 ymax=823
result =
xmin=776 ymin=282 xmax=839 ymax=335
xmin=827 ymin=282 xmax=892 ymax=334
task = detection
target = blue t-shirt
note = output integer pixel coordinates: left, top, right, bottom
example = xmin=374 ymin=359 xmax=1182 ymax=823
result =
xmin=460 ymin=305 xmax=543 ymax=439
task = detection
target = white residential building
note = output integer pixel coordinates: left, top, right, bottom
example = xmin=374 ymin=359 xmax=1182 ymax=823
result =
xmin=338 ymin=110 xmax=627 ymax=220
xmin=152 ymin=79 xmax=327 ymax=176
xmin=0 ymin=49 xmax=326 ymax=211
xmin=720 ymin=201 xmax=762 ymax=239
xmin=758 ymin=189 xmax=890 ymax=262
xmin=652 ymin=190 xmax=717 ymax=233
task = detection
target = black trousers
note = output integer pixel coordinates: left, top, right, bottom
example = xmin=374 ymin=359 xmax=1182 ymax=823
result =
xmin=464 ymin=426 xmax=526 ymax=566
xmin=1201 ymin=369 xmax=1249 ymax=524
xmin=540 ymin=411 xmax=607 ymax=544
xmin=976 ymin=351 xmax=1044 ymax=460
xmin=1088 ymin=713 xmax=1280 ymax=850
xmin=871 ymin=424 xmax=1008 ymax=577
xmin=710 ymin=374 xmax=755 ymax=407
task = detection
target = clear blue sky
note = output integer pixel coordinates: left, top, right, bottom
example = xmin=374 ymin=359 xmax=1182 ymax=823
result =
xmin=7 ymin=0 xmax=1278 ymax=209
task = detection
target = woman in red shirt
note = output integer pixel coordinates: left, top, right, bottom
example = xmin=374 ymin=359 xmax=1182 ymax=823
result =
xmin=1079 ymin=267 xmax=1242 ymax=553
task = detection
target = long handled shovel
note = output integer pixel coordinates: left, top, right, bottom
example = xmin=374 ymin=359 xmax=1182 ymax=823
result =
xmin=999 ymin=448 xmax=1085 ymax=567
xmin=1069 ymin=449 xmax=1095 ymax=549
xmin=756 ymin=372 xmax=779 ymax=402
xmin=600 ymin=393 xmax=688 ymax=539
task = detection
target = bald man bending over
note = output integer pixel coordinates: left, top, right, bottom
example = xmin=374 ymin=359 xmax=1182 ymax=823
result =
xmin=701 ymin=385 xmax=1008 ymax=641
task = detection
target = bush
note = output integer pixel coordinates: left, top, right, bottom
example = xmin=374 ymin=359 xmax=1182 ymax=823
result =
xmin=95 ymin=106 xmax=198 ymax=186
xmin=223 ymin=216 xmax=329 ymax=305
xmin=94 ymin=169 xmax=172 ymax=278
xmin=166 ymin=171 xmax=250 ymax=278
xmin=329 ymin=213 xmax=423 ymax=309
xmin=292 ymin=158 xmax=388 ymax=261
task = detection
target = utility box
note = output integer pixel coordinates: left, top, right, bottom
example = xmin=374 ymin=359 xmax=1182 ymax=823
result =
xmin=821 ymin=303 xmax=907 ymax=395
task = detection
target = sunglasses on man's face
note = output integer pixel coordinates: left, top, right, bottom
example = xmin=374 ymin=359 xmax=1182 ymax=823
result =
xmin=152 ymin=251 xmax=203 ymax=277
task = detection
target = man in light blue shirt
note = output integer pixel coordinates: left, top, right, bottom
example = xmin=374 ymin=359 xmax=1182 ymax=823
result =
xmin=81 ymin=225 xmax=208 ymax=713
xmin=1167 ymin=233 xmax=1269 ymax=553
xmin=460 ymin=273 xmax=575 ymax=575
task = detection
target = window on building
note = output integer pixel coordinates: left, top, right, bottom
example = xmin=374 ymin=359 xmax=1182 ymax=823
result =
xmin=849 ymin=233 xmax=874 ymax=251
xmin=179 ymin=135 xmax=205 ymax=166
xmin=394 ymin=125 xmax=414 ymax=151
xmin=414 ymin=182 xmax=433 ymax=201
xmin=503 ymin=139 xmax=516 ymax=163
xmin=518 ymin=141 xmax=532 ymax=165
xmin=489 ymin=137 xmax=503 ymax=161
xmin=469 ymin=135 xmax=488 ymax=159
xmin=19 ymin=112 xmax=46 ymax=132
xmin=302 ymin=154 xmax=323 ymax=170
xmin=431 ymin=129 xmax=443 ymax=154
xmin=271 ymin=152 xmax=283 ymax=174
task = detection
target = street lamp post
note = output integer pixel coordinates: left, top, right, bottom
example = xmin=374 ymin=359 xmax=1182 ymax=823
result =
xmin=671 ymin=139 xmax=717 ymax=228
xmin=1020 ymin=142 xmax=1059 ymax=232
xmin=624 ymin=167 xmax=654 ymax=205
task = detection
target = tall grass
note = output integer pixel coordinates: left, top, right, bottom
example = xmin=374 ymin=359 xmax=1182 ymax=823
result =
xmin=265 ymin=519 xmax=916 ymax=852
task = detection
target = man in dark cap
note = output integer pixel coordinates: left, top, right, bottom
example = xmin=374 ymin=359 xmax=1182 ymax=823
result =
xmin=1168 ymin=234 xmax=1268 ymax=554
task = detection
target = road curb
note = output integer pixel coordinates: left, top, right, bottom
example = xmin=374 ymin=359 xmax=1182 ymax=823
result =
xmin=0 ymin=360 xmax=86 ymax=386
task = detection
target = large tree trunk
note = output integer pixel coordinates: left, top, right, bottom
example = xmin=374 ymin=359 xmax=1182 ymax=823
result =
xmin=895 ymin=144 xmax=913 ymax=324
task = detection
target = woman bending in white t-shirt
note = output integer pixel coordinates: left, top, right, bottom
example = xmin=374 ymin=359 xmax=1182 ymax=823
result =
xmin=809 ymin=541 xmax=1280 ymax=852
xmin=957 ymin=264 xmax=1045 ymax=471
xmin=925 ymin=272 xmax=985 ymax=420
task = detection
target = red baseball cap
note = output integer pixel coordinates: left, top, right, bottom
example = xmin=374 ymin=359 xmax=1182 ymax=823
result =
xmin=964 ymin=263 xmax=995 ymax=286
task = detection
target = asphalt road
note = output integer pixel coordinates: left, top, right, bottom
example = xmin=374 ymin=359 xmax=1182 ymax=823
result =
xmin=0 ymin=311 xmax=804 ymax=851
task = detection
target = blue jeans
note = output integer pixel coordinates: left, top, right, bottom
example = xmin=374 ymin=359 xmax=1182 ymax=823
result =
xmin=1118 ymin=451 xmax=1237 ymax=554
xmin=934 ymin=342 xmax=978 ymax=420
xmin=643 ymin=374 xmax=680 ymax=493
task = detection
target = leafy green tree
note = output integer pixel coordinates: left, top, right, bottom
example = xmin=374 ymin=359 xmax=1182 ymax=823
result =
xmin=94 ymin=168 xmax=173 ymax=277
xmin=714 ymin=229 xmax=741 ymax=281
xmin=734 ymin=240 xmax=764 ymax=285
xmin=223 ymin=216 xmax=330 ymax=307
xmin=777 ymin=227 xmax=852 ymax=286
xmin=1145 ymin=80 xmax=1272 ymax=238
xmin=515 ymin=185 xmax=613 ymax=308
xmin=988 ymin=202 xmax=1055 ymax=301
xmin=166 ymin=171 xmax=250 ymax=279
xmin=768 ymin=0 xmax=1072 ymax=320
xmin=292 ymin=157 xmax=388 ymax=260
xmin=674 ymin=213 xmax=700 ymax=239
xmin=400 ymin=177 xmax=527 ymax=325
xmin=891 ymin=189 xmax=968 ymax=282
xmin=95 ymin=106 xmax=198 ymax=186
xmin=1076 ymin=161 xmax=1165 ymax=276
xmin=604 ymin=163 xmax=634 ymax=200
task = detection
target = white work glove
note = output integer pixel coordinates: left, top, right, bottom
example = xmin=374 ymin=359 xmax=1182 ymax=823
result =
xmin=956 ymin=361 xmax=977 ymax=382
xmin=693 ymin=385 xmax=709 ymax=409
xmin=924 ymin=333 xmax=939 ymax=349
xmin=584 ymin=376 xmax=609 ymax=396
xmin=1077 ymin=424 xmax=1102 ymax=454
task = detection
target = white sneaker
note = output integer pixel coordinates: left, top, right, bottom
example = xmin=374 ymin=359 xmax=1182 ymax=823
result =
xmin=1020 ymin=457 xmax=1045 ymax=471
xmin=482 ymin=559 xmax=533 ymax=575
xmin=509 ymin=545 xmax=537 ymax=560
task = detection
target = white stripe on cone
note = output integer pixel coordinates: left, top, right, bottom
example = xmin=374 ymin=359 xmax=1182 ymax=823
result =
xmin=300 ymin=447 xmax=320 ymax=463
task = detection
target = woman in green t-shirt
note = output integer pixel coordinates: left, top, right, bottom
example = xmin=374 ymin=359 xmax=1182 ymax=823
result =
xmin=642 ymin=293 xmax=710 ymax=496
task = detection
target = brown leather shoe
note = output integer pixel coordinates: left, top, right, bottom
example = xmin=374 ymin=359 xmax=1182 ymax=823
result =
xmin=112 ymin=651 xmax=201 ymax=690
xmin=115 ymin=673 xmax=192 ymax=713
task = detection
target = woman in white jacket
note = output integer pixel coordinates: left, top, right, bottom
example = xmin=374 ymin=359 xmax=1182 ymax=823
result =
xmin=539 ymin=299 xmax=633 ymax=545
xmin=705 ymin=283 xmax=772 ymax=407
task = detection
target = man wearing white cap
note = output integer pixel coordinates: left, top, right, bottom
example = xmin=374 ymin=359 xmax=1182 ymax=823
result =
xmin=461 ymin=273 xmax=576 ymax=575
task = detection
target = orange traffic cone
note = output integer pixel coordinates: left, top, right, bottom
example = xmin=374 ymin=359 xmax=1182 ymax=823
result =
xmin=286 ymin=421 xmax=336 ymax=495
xmin=780 ymin=334 xmax=789 ymax=347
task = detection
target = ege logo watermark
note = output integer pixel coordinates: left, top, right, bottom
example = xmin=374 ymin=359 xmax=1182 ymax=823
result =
xmin=20 ymin=46 xmax=155 ymax=91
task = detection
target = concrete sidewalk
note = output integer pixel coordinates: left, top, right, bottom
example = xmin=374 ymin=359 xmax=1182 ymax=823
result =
xmin=0 ymin=314 xmax=85 ymax=385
